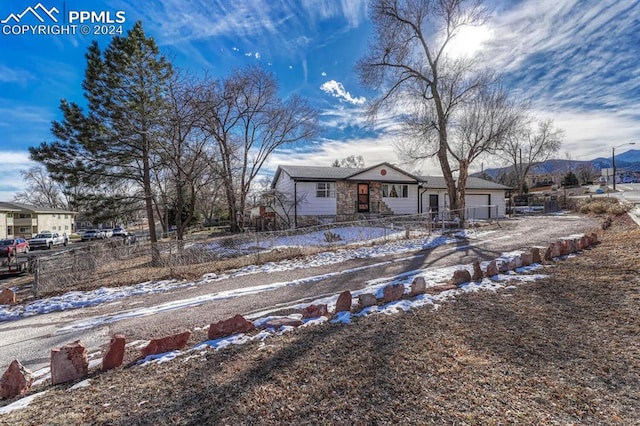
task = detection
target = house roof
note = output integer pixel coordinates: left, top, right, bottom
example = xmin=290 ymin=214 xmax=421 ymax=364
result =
xmin=0 ymin=201 xmax=76 ymax=214
xmin=417 ymin=176 xmax=511 ymax=191
xmin=273 ymin=163 xmax=510 ymax=191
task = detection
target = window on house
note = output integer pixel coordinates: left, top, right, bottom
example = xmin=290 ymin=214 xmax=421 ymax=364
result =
xmin=382 ymin=184 xmax=409 ymax=198
xmin=316 ymin=182 xmax=335 ymax=198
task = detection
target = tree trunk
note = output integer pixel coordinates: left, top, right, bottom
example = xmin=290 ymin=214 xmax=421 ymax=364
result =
xmin=142 ymin=138 xmax=160 ymax=265
xmin=456 ymin=160 xmax=470 ymax=221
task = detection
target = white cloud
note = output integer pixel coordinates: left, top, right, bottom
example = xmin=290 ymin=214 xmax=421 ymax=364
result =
xmin=0 ymin=65 xmax=32 ymax=83
xmin=321 ymin=71 xmax=327 ymax=77
xmin=320 ymin=80 xmax=366 ymax=105
xmin=0 ymin=151 xmax=35 ymax=201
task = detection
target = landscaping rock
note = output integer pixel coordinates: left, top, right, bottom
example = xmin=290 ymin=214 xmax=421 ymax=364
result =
xmin=51 ymin=341 xmax=88 ymax=385
xmin=0 ymin=288 xmax=16 ymax=305
xmin=485 ymin=260 xmax=499 ymax=277
xmin=382 ymin=283 xmax=405 ymax=302
xmin=141 ymin=331 xmax=191 ymax=358
xmin=0 ymin=360 xmax=33 ymax=399
xmin=409 ymin=277 xmax=427 ymax=296
xmin=101 ymin=334 xmax=126 ymax=372
xmin=530 ymin=247 xmax=542 ymax=264
xmin=208 ymin=314 xmax=255 ymax=340
xmin=449 ymin=269 xmax=471 ymax=286
xmin=424 ymin=284 xmax=458 ymax=294
xmin=262 ymin=317 xmax=303 ymax=329
xmin=301 ymin=304 xmax=329 ymax=319
xmin=471 ymin=260 xmax=483 ymax=281
xmin=521 ymin=252 xmax=533 ymax=266
xmin=358 ymin=293 xmax=378 ymax=309
xmin=335 ymin=290 xmax=352 ymax=313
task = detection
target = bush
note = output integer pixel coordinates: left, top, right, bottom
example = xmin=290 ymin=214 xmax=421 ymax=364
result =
xmin=575 ymin=198 xmax=634 ymax=216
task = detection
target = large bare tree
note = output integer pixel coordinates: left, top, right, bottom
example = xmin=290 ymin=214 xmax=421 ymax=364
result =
xmin=199 ymin=66 xmax=319 ymax=232
xmin=358 ymin=0 xmax=507 ymax=215
xmin=158 ymin=73 xmax=218 ymax=241
xmin=502 ymin=119 xmax=564 ymax=195
xmin=13 ymin=166 xmax=66 ymax=209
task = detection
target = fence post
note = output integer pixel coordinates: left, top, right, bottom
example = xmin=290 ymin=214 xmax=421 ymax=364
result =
xmin=32 ymin=257 xmax=39 ymax=296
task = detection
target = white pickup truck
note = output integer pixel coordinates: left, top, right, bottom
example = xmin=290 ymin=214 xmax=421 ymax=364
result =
xmin=29 ymin=231 xmax=69 ymax=250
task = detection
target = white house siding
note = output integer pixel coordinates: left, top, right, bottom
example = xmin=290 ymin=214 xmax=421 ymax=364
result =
xmin=465 ymin=191 xmax=506 ymax=219
xmin=419 ymin=190 xmax=507 ymax=219
xmin=273 ymin=172 xmax=295 ymax=219
xmin=295 ymin=181 xmax=337 ymax=216
xmin=382 ymin=184 xmax=420 ymax=214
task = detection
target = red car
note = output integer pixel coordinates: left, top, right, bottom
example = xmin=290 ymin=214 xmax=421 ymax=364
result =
xmin=0 ymin=238 xmax=30 ymax=256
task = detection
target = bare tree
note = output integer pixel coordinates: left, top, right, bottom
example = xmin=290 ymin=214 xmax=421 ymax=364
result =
xmin=575 ymin=163 xmax=598 ymax=185
xmin=357 ymin=0 xmax=493 ymax=214
xmin=158 ymin=73 xmax=217 ymax=241
xmin=502 ymin=119 xmax=563 ymax=195
xmin=199 ymin=66 xmax=319 ymax=232
xmin=331 ymin=155 xmax=366 ymax=168
xmin=13 ymin=166 xmax=66 ymax=208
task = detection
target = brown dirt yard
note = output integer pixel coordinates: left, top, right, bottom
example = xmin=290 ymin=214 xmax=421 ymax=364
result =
xmin=1 ymin=214 xmax=639 ymax=425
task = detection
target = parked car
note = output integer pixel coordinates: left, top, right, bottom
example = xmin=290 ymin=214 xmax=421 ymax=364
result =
xmin=0 ymin=238 xmax=30 ymax=256
xmin=28 ymin=232 xmax=69 ymax=250
xmin=81 ymin=229 xmax=104 ymax=241
xmin=112 ymin=227 xmax=128 ymax=237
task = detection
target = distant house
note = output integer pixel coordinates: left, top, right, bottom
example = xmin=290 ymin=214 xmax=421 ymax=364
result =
xmin=270 ymin=162 xmax=510 ymax=227
xmin=0 ymin=202 xmax=76 ymax=239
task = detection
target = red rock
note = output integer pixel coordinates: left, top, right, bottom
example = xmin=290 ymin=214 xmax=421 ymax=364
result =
xmin=579 ymin=235 xmax=589 ymax=250
xmin=334 ymin=290 xmax=352 ymax=313
xmin=300 ymin=304 xmax=329 ymax=319
xmin=449 ymin=269 xmax=471 ymax=286
xmin=409 ymin=276 xmax=427 ymax=296
xmin=559 ymin=240 xmax=570 ymax=256
xmin=589 ymin=232 xmax=598 ymax=245
xmin=51 ymin=341 xmax=88 ymax=385
xmin=568 ymin=239 xmax=578 ymax=254
xmin=208 ymin=314 xmax=255 ymax=340
xmin=141 ymin=331 xmax=191 ymax=358
xmin=545 ymin=242 xmax=561 ymax=260
xmin=262 ymin=317 xmax=303 ymax=329
xmin=0 ymin=360 xmax=33 ymax=399
xmin=358 ymin=293 xmax=378 ymax=309
xmin=0 ymin=288 xmax=16 ymax=305
xmin=101 ymin=334 xmax=126 ymax=372
xmin=530 ymin=247 xmax=542 ymax=264
xmin=471 ymin=260 xmax=483 ymax=281
xmin=425 ymin=284 xmax=458 ymax=295
xmin=382 ymin=283 xmax=405 ymax=302
xmin=521 ymin=252 xmax=533 ymax=266
xmin=485 ymin=260 xmax=499 ymax=277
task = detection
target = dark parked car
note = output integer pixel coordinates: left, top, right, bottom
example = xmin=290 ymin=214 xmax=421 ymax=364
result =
xmin=0 ymin=238 xmax=29 ymax=256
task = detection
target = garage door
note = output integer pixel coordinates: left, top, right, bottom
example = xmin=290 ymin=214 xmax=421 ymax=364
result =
xmin=465 ymin=194 xmax=491 ymax=219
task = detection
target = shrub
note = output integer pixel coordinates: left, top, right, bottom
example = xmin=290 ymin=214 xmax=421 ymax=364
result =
xmin=575 ymin=198 xmax=634 ymax=216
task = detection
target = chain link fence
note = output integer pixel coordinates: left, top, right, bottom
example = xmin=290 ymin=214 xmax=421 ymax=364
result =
xmin=32 ymin=207 xmax=502 ymax=296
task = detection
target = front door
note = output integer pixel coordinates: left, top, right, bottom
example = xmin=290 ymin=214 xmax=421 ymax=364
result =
xmin=429 ymin=194 xmax=439 ymax=219
xmin=357 ymin=183 xmax=369 ymax=213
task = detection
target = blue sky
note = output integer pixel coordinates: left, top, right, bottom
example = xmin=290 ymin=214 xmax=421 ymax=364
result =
xmin=1 ymin=0 xmax=640 ymax=200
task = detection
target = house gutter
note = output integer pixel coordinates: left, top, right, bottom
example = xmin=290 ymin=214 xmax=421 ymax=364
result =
xmin=294 ymin=181 xmax=298 ymax=228
xmin=418 ymin=181 xmax=428 ymax=214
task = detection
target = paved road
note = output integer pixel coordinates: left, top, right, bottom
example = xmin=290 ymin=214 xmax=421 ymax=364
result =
xmin=0 ymin=214 xmax=603 ymax=374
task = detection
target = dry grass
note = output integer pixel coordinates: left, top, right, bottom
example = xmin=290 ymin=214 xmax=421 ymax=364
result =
xmin=1 ymin=216 xmax=639 ymax=425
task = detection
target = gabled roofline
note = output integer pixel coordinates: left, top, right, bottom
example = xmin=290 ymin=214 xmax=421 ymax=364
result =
xmin=344 ymin=162 xmax=424 ymax=182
